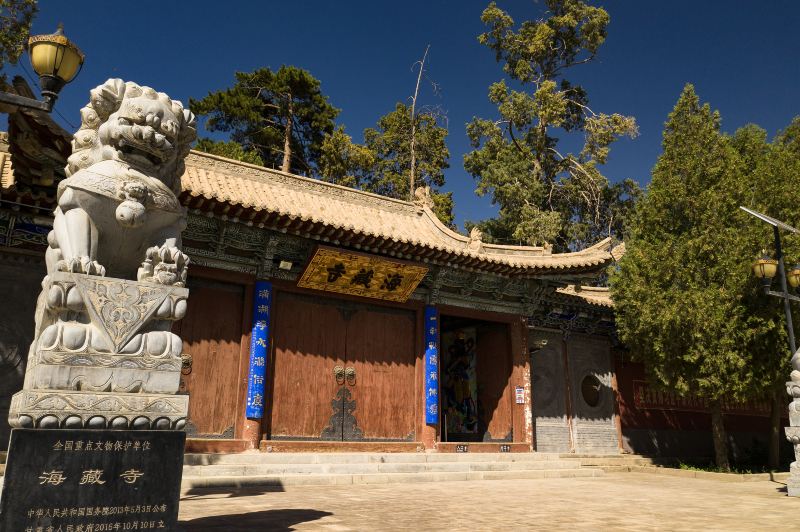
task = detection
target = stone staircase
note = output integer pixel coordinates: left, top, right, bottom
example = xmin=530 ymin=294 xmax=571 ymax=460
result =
xmin=0 ymin=448 xmax=660 ymax=489
xmin=564 ymin=453 xmax=662 ymax=469
xmin=180 ymin=451 xmax=641 ymax=490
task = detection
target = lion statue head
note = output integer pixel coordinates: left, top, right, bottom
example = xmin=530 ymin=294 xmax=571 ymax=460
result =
xmin=66 ymin=79 xmax=197 ymax=195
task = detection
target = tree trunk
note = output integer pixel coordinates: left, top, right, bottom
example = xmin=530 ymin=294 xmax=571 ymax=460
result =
xmin=710 ymin=400 xmax=730 ymax=471
xmin=768 ymin=384 xmax=784 ymax=471
xmin=408 ymin=45 xmax=429 ymax=200
xmin=281 ymin=93 xmax=293 ymax=173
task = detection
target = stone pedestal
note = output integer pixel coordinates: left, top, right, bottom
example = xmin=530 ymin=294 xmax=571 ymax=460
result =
xmin=3 ymin=78 xmax=197 ymax=528
xmin=9 ymin=272 xmax=189 ymax=430
xmin=785 ymin=381 xmax=800 ymax=496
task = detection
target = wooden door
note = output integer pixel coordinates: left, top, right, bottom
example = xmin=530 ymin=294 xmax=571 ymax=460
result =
xmin=270 ymin=293 xmax=347 ymax=439
xmin=346 ymin=307 xmax=416 ymax=441
xmin=269 ymin=293 xmax=417 ymax=441
xmin=476 ymin=323 xmax=513 ymax=441
xmin=177 ymin=277 xmax=245 ymax=438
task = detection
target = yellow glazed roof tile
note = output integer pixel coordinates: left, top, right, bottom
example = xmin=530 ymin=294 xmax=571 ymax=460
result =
xmin=180 ymin=151 xmax=618 ymax=272
xmin=555 ymin=285 xmax=614 ymax=308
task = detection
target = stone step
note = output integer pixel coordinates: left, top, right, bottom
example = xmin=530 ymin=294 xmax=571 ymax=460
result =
xmin=576 ymin=457 xmax=659 ymax=467
xmin=180 ymin=467 xmax=604 ymax=490
xmin=182 ymin=459 xmax=580 ymax=477
xmin=183 ymin=451 xmax=565 ymax=466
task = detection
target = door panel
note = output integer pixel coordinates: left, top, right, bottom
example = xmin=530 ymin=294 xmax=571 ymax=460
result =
xmin=530 ymin=330 xmax=571 ymax=452
xmin=178 ymin=277 xmax=245 ymax=437
xmin=476 ymin=323 xmax=513 ymax=441
xmin=270 ymin=293 xmax=347 ymax=439
xmin=566 ymin=335 xmax=618 ymax=452
xmin=346 ymin=307 xmax=416 ymax=441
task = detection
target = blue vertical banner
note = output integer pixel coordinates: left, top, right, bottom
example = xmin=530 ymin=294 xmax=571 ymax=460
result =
xmin=424 ymin=305 xmax=439 ymax=425
xmin=245 ymin=281 xmax=272 ymax=419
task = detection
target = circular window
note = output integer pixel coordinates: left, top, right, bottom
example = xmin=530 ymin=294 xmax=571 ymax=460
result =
xmin=581 ymin=375 xmax=602 ymax=407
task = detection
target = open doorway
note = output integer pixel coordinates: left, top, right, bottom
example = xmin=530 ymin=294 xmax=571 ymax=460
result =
xmin=440 ymin=315 xmax=513 ymax=442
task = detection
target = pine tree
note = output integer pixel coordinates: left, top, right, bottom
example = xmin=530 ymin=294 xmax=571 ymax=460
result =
xmin=0 ymin=0 xmax=37 ymax=88
xmin=464 ymin=0 xmax=638 ymax=250
xmin=318 ymin=103 xmax=454 ymax=226
xmin=611 ymin=85 xmax=760 ymax=470
xmin=190 ymin=66 xmax=338 ymax=175
xmin=194 ymin=138 xmax=263 ymax=166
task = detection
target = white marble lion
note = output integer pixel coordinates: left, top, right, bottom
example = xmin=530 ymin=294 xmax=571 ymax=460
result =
xmin=46 ymin=78 xmax=196 ymax=285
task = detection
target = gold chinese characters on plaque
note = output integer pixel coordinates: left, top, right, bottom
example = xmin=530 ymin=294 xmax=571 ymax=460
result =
xmin=298 ymin=246 xmax=428 ymax=302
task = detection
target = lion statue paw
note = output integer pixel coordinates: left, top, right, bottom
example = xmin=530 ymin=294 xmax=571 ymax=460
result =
xmin=138 ymin=244 xmax=189 ymax=287
xmin=56 ymin=256 xmax=107 ymax=277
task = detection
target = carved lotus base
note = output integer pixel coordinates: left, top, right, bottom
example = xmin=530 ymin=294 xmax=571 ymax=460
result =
xmin=11 ymin=271 xmax=191 ymax=431
xmin=8 ymin=389 xmax=188 ymax=430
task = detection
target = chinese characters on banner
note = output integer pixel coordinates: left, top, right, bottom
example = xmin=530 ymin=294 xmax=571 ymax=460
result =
xmin=246 ymin=281 xmax=271 ymax=419
xmin=297 ymin=246 xmax=428 ymax=302
xmin=424 ymin=305 xmax=439 ymax=425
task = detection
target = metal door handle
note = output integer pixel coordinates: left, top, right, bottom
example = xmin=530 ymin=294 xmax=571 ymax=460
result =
xmin=334 ymin=365 xmax=345 ymax=384
xmin=345 ymin=366 xmax=356 ymax=385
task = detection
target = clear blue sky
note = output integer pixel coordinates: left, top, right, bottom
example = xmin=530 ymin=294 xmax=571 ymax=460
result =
xmin=9 ymin=1 xmax=800 ymax=231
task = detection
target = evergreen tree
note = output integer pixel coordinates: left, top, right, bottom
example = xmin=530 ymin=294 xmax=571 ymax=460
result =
xmin=318 ymin=126 xmax=376 ymax=189
xmin=319 ymin=103 xmax=454 ymax=226
xmin=610 ymin=85 xmax=777 ymax=470
xmin=464 ymin=0 xmax=638 ymax=250
xmin=732 ymin=121 xmax=800 ymax=470
xmin=0 ymin=0 xmax=37 ymax=87
xmin=190 ymin=66 xmax=338 ymax=175
xmin=364 ymin=103 xmax=452 ymax=225
xmin=195 ymin=138 xmax=263 ymax=166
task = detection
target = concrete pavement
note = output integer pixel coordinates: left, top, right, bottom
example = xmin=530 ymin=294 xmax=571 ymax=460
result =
xmin=178 ymin=472 xmax=797 ymax=531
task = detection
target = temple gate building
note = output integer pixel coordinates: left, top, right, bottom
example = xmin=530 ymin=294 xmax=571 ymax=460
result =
xmin=0 ymin=80 xmax=780 ymax=460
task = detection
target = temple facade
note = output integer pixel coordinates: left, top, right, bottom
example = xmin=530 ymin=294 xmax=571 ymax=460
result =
xmin=0 ymin=82 xmax=781 ymax=460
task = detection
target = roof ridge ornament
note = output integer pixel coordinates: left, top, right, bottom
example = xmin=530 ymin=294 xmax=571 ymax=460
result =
xmin=467 ymin=226 xmax=483 ymax=253
xmin=413 ymin=185 xmax=434 ymax=210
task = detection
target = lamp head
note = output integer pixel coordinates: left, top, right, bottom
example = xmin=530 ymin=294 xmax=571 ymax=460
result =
xmin=27 ymin=23 xmax=84 ymax=107
xmin=789 ymin=265 xmax=800 ymax=288
xmin=752 ymin=256 xmax=778 ymax=280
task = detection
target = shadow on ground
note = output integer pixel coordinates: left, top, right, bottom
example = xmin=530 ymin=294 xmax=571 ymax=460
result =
xmin=179 ymin=508 xmax=333 ymax=531
xmin=182 ymin=485 xmax=286 ymax=500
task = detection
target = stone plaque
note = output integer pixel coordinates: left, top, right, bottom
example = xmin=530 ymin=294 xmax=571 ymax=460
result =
xmin=0 ymin=429 xmax=185 ymax=531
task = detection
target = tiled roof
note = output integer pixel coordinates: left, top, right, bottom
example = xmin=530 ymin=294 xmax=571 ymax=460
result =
xmin=180 ymin=151 xmax=618 ymax=273
xmin=0 ymin=129 xmax=619 ymax=275
xmin=555 ymin=285 xmax=614 ymax=308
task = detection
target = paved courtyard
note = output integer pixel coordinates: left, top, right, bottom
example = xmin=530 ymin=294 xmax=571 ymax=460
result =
xmin=178 ymin=472 xmax=797 ymax=531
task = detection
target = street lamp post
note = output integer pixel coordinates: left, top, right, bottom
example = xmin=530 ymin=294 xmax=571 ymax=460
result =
xmin=742 ymin=206 xmax=800 ymax=496
xmin=0 ymin=23 xmax=84 ymax=112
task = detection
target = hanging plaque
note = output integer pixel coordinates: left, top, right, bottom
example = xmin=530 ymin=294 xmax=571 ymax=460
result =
xmin=297 ymin=246 xmax=428 ymax=302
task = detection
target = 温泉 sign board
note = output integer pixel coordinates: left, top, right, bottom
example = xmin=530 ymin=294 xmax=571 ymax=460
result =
xmin=297 ymin=246 xmax=428 ymax=303
xmin=0 ymin=429 xmax=185 ymax=531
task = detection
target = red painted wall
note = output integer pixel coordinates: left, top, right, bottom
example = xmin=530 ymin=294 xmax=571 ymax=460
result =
xmin=614 ymin=354 xmax=777 ymax=435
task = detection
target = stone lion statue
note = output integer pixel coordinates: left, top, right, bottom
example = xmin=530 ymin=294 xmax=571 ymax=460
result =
xmin=46 ymin=78 xmax=197 ymax=285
